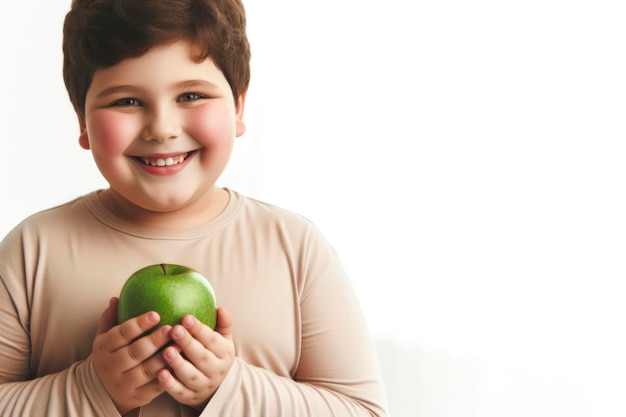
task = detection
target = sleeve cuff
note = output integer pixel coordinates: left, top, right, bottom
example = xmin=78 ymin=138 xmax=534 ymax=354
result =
xmin=78 ymin=355 xmax=122 ymax=416
xmin=199 ymin=357 xmax=241 ymax=416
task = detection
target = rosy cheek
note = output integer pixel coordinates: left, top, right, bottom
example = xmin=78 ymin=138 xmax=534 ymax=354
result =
xmin=88 ymin=112 xmax=139 ymax=153
xmin=185 ymin=104 xmax=235 ymax=143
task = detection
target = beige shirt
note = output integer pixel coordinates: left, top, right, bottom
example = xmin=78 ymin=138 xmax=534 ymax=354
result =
xmin=0 ymin=189 xmax=388 ymax=416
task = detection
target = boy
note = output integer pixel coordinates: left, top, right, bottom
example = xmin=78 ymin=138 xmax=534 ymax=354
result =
xmin=0 ymin=0 xmax=388 ymax=416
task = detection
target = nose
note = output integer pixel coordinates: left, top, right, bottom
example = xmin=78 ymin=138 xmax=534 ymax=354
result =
xmin=142 ymin=105 xmax=182 ymax=143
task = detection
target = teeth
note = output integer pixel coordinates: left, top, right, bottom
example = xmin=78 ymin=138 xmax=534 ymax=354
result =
xmin=142 ymin=153 xmax=188 ymax=167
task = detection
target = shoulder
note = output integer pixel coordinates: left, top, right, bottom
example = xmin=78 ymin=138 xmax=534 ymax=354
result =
xmin=0 ymin=193 xmax=96 ymax=250
xmin=230 ymin=192 xmax=346 ymax=300
xmin=232 ymin=191 xmax=338 ymax=264
xmin=236 ymin=192 xmax=326 ymax=241
xmin=0 ymin=194 xmax=93 ymax=288
xmin=240 ymin=193 xmax=310 ymax=223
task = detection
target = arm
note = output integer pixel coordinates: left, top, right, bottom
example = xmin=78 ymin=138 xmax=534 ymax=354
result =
xmin=0 ymin=357 xmax=119 ymax=417
xmin=0 ymin=288 xmax=175 ymax=417
xmin=0 ymin=278 xmax=120 ymax=417
xmin=202 ymin=251 xmax=388 ymax=416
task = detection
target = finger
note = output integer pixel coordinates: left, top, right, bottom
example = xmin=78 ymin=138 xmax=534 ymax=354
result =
xmin=178 ymin=316 xmax=227 ymax=357
xmin=157 ymin=368 xmax=189 ymax=399
xmin=181 ymin=315 xmax=213 ymax=345
xmin=132 ymin=351 xmax=169 ymax=382
xmin=171 ymin=320 xmax=209 ymax=353
xmin=157 ymin=367 xmax=212 ymax=410
xmin=121 ymin=325 xmax=173 ymax=378
xmin=182 ymin=315 xmax=231 ymax=359
xmin=114 ymin=324 xmax=173 ymax=372
xmin=214 ymin=307 xmax=234 ymax=339
xmin=103 ymin=311 xmax=161 ymax=352
xmin=162 ymin=345 xmax=208 ymax=391
xmin=132 ymin=378 xmax=167 ymax=404
xmin=170 ymin=321 xmax=220 ymax=370
xmin=96 ymin=297 xmax=119 ymax=335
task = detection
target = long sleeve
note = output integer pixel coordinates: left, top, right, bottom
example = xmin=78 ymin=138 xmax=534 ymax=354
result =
xmin=201 ymin=248 xmax=388 ymax=416
xmin=0 ymin=190 xmax=388 ymax=417
xmin=0 ymin=356 xmax=120 ymax=417
xmin=0 ymin=250 xmax=119 ymax=417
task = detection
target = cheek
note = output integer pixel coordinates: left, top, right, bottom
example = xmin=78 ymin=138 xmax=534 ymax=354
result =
xmin=186 ymin=105 xmax=236 ymax=145
xmin=88 ymin=112 xmax=139 ymax=154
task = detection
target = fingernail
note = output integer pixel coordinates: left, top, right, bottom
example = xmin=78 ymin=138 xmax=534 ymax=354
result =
xmin=183 ymin=315 xmax=195 ymax=328
xmin=148 ymin=312 xmax=160 ymax=324
xmin=164 ymin=348 xmax=177 ymax=360
xmin=159 ymin=326 xmax=171 ymax=338
xmin=172 ymin=326 xmax=184 ymax=339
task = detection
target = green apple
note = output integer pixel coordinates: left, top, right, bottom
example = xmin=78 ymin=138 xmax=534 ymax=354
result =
xmin=118 ymin=263 xmax=217 ymax=331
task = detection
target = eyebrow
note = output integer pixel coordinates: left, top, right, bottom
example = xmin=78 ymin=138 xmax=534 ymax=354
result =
xmin=173 ymin=79 xmax=221 ymax=91
xmin=95 ymin=85 xmax=145 ymax=99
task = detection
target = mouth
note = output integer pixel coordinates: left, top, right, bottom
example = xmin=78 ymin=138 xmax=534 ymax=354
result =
xmin=135 ymin=151 xmax=195 ymax=167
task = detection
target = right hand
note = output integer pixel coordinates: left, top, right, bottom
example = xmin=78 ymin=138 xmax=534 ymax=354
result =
xmin=92 ymin=297 xmax=173 ymax=415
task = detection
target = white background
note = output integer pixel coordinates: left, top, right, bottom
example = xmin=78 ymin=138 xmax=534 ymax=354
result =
xmin=1 ymin=1 xmax=626 ymax=416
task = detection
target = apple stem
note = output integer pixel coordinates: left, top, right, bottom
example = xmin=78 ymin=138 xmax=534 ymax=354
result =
xmin=161 ymin=263 xmax=167 ymax=275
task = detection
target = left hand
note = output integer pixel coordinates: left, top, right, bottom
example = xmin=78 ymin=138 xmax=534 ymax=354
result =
xmin=157 ymin=307 xmax=235 ymax=410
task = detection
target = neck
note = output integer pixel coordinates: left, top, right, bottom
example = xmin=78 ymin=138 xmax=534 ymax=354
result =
xmin=98 ymin=187 xmax=230 ymax=230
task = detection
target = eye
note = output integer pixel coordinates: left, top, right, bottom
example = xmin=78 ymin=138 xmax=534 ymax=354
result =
xmin=177 ymin=93 xmax=204 ymax=103
xmin=111 ymin=98 xmax=142 ymax=107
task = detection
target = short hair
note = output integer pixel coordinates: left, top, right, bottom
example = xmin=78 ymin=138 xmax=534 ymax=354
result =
xmin=63 ymin=0 xmax=251 ymax=120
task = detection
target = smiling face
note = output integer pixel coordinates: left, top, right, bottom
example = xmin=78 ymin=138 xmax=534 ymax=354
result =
xmin=81 ymin=40 xmax=246 ymax=228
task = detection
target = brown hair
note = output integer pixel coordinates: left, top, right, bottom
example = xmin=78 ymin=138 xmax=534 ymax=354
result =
xmin=63 ymin=0 xmax=251 ymax=120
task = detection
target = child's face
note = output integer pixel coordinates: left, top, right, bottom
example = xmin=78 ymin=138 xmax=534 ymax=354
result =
xmin=80 ymin=40 xmax=245 ymax=226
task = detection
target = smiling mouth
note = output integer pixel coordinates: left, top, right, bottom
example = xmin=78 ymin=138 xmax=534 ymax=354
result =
xmin=136 ymin=151 xmax=194 ymax=167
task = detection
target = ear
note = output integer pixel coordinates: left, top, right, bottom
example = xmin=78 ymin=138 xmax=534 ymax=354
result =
xmin=78 ymin=115 xmax=90 ymax=150
xmin=235 ymin=90 xmax=247 ymax=137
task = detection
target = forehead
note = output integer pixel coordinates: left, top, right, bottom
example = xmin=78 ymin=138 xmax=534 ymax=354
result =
xmin=89 ymin=40 xmax=227 ymax=91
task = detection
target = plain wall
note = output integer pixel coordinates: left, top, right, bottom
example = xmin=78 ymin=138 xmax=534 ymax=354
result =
xmin=1 ymin=1 xmax=625 ymax=416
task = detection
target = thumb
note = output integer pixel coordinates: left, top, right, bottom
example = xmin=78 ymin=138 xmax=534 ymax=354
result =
xmin=96 ymin=297 xmax=119 ymax=334
xmin=214 ymin=307 xmax=234 ymax=339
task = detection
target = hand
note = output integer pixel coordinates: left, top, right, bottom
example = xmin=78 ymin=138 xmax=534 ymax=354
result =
xmin=157 ymin=307 xmax=235 ymax=410
xmin=92 ymin=297 xmax=173 ymax=415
